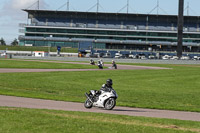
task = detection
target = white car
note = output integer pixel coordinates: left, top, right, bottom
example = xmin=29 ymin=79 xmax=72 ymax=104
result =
xmin=0 ymin=53 xmax=6 ymax=56
xmin=115 ymin=53 xmax=122 ymax=58
xmin=162 ymin=55 xmax=171 ymax=60
xmin=181 ymin=56 xmax=190 ymax=60
xmin=148 ymin=55 xmax=155 ymax=59
xmin=129 ymin=54 xmax=137 ymax=59
xmin=140 ymin=56 xmax=147 ymax=60
xmin=171 ymin=56 xmax=178 ymax=60
xmin=193 ymin=56 xmax=200 ymax=60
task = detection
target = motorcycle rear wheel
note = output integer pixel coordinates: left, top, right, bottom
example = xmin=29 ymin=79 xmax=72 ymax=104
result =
xmin=84 ymin=99 xmax=93 ymax=109
xmin=104 ymin=98 xmax=116 ymax=110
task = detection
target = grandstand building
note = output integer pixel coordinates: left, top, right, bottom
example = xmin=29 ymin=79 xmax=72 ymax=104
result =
xmin=19 ymin=9 xmax=200 ymax=54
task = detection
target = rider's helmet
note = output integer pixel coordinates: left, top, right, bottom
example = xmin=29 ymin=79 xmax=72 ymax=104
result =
xmin=106 ymin=79 xmax=113 ymax=87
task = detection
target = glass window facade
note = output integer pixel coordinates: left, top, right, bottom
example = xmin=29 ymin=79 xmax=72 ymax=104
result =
xmin=19 ymin=10 xmax=200 ymax=52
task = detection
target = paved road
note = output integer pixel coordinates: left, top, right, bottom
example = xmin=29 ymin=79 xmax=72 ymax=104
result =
xmin=0 ymin=95 xmax=200 ymax=122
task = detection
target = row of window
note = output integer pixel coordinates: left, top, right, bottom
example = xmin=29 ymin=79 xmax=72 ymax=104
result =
xmin=25 ymin=33 xmax=200 ymax=44
xmin=19 ymin=40 xmax=105 ymax=49
xmin=20 ymin=40 xmax=78 ymax=48
xmin=26 ymin=28 xmax=200 ymax=39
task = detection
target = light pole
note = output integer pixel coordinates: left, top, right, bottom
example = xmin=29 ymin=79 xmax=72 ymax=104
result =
xmin=177 ymin=0 xmax=184 ymax=59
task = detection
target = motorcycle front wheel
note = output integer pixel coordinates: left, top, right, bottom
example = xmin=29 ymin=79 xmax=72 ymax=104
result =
xmin=104 ymin=98 xmax=116 ymax=110
xmin=84 ymin=99 xmax=93 ymax=109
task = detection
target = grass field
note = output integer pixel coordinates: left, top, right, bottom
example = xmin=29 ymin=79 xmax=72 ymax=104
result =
xmin=0 ymin=59 xmax=199 ymax=112
xmin=0 ymin=59 xmax=97 ymax=69
xmin=0 ymin=45 xmax=78 ymax=53
xmin=0 ymin=107 xmax=200 ymax=133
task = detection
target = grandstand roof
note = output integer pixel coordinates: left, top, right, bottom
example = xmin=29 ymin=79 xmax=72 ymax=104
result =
xmin=23 ymin=9 xmax=200 ymax=24
xmin=23 ymin=9 xmax=200 ymax=19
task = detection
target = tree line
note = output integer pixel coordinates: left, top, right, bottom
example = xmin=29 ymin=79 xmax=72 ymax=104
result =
xmin=0 ymin=38 xmax=18 ymax=46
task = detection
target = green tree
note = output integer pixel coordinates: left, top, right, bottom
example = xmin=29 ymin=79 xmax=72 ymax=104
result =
xmin=11 ymin=38 xmax=18 ymax=46
xmin=0 ymin=38 xmax=6 ymax=45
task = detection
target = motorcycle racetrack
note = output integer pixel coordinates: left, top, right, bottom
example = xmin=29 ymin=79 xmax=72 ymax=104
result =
xmin=0 ymin=59 xmax=170 ymax=73
xmin=0 ymin=95 xmax=200 ymax=122
xmin=0 ymin=59 xmax=199 ymax=123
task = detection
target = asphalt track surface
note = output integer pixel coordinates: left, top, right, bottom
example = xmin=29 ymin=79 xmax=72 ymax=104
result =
xmin=0 ymin=95 xmax=200 ymax=122
xmin=0 ymin=60 xmax=199 ymax=122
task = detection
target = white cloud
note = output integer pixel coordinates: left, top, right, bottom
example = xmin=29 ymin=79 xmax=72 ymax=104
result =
xmin=0 ymin=0 xmax=48 ymax=43
xmin=7 ymin=0 xmax=47 ymax=10
xmin=10 ymin=0 xmax=39 ymax=10
xmin=1 ymin=0 xmax=48 ymax=20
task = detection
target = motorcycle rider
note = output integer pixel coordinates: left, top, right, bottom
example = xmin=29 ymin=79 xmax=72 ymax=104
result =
xmin=95 ymin=79 xmax=113 ymax=96
xmin=100 ymin=59 xmax=104 ymax=66
xmin=101 ymin=79 xmax=113 ymax=92
xmin=84 ymin=78 xmax=117 ymax=110
xmin=112 ymin=60 xmax=117 ymax=69
xmin=90 ymin=59 xmax=95 ymax=65
xmin=97 ymin=59 xmax=103 ymax=69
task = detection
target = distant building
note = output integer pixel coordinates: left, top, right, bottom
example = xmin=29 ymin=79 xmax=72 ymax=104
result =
xmin=33 ymin=51 xmax=48 ymax=57
xmin=19 ymin=9 xmax=200 ymax=53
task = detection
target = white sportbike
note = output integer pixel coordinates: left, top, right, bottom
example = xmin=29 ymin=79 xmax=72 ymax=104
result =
xmin=84 ymin=89 xmax=118 ymax=110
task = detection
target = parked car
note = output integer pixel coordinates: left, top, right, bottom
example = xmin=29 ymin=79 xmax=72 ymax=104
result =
xmin=170 ymin=56 xmax=178 ymax=60
xmin=90 ymin=53 xmax=99 ymax=58
xmin=115 ymin=53 xmax=122 ymax=58
xmin=181 ymin=56 xmax=190 ymax=60
xmin=193 ymin=56 xmax=200 ymax=60
xmin=129 ymin=54 xmax=137 ymax=59
xmin=162 ymin=55 xmax=171 ymax=60
xmin=102 ymin=53 xmax=112 ymax=58
xmin=0 ymin=52 xmax=6 ymax=56
xmin=139 ymin=55 xmax=147 ymax=60
xmin=148 ymin=55 xmax=156 ymax=59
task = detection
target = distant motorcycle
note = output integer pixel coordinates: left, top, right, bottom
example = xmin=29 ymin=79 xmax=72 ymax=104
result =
xmin=90 ymin=59 xmax=95 ymax=65
xmin=84 ymin=89 xmax=118 ymax=110
xmin=97 ymin=61 xmax=103 ymax=69
xmin=113 ymin=64 xmax=117 ymax=69
xmin=112 ymin=60 xmax=117 ymax=69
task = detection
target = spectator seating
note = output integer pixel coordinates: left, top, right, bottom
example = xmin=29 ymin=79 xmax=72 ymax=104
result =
xmin=32 ymin=17 xmax=199 ymax=32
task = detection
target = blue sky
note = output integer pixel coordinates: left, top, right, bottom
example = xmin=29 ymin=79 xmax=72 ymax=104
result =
xmin=0 ymin=0 xmax=199 ymax=44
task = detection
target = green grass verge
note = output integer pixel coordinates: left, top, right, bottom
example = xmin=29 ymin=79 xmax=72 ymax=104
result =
xmin=0 ymin=45 xmax=78 ymax=53
xmin=0 ymin=59 xmax=97 ymax=69
xmin=0 ymin=107 xmax=199 ymax=133
xmin=0 ymin=59 xmax=199 ymax=112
